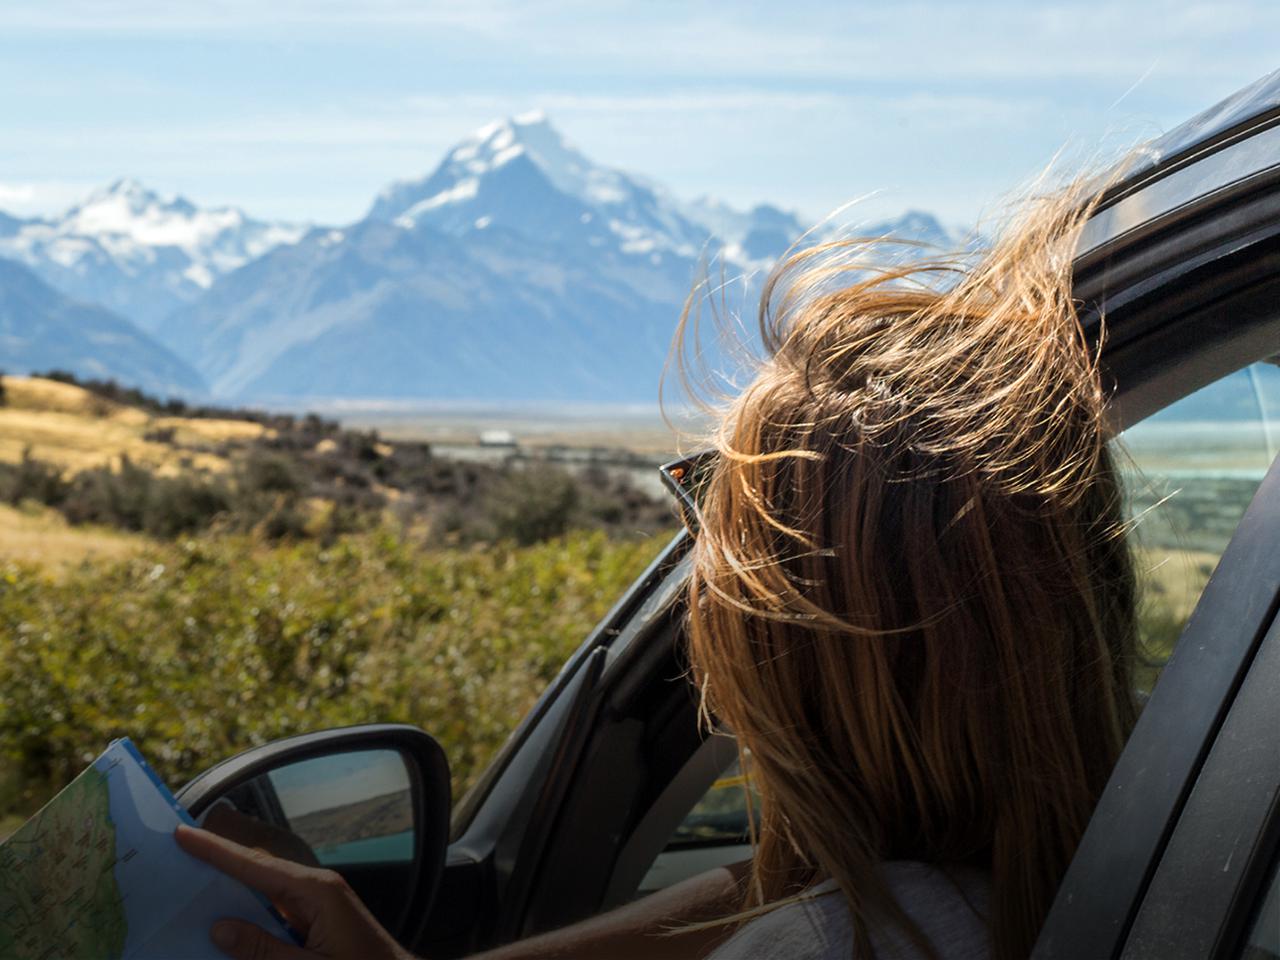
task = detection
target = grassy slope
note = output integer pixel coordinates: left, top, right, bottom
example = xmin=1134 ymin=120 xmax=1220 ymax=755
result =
xmin=0 ymin=503 xmax=145 ymax=572
xmin=0 ymin=376 xmax=264 ymax=476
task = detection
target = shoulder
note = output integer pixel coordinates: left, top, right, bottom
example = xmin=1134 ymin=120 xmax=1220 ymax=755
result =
xmin=707 ymin=880 xmax=851 ymax=960
xmin=705 ymin=863 xmax=991 ymax=960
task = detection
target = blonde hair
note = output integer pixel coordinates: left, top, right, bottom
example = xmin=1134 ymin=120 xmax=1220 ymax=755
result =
xmin=681 ymin=182 xmax=1137 ymax=960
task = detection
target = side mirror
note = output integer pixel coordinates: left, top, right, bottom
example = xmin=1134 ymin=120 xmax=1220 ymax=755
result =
xmin=175 ymin=724 xmax=449 ymax=947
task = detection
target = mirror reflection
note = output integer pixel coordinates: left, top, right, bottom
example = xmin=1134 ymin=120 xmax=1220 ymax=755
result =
xmin=267 ymin=749 xmax=414 ymax=866
xmin=214 ymin=749 xmax=415 ymax=868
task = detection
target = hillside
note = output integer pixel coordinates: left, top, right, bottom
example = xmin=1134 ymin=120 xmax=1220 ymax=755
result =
xmin=0 ymin=373 xmax=674 ymax=564
xmin=0 ymin=259 xmax=206 ymax=396
xmin=0 ymin=375 xmax=251 ymax=476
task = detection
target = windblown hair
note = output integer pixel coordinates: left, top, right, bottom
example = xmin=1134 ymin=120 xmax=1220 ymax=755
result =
xmin=681 ymin=184 xmax=1138 ymax=960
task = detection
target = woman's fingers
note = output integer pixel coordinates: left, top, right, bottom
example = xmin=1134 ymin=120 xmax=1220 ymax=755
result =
xmin=202 ymin=805 xmax=322 ymax=867
xmin=176 ymin=824 xmax=406 ymax=960
xmin=210 ymin=919 xmax=316 ymax=960
xmin=175 ymin=824 xmax=323 ymax=923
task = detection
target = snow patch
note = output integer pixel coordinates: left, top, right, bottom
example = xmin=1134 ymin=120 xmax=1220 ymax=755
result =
xmin=0 ymin=177 xmax=308 ymax=310
xmin=492 ymin=145 xmax=525 ymax=168
xmin=490 ymin=127 xmax=515 ymax=152
xmin=406 ymin=178 xmax=480 ymax=218
xmin=183 ymin=263 xmax=214 ymax=288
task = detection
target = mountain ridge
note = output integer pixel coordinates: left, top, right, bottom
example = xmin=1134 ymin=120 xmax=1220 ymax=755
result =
xmin=2 ymin=115 xmax=959 ymax=404
xmin=0 ymin=180 xmax=306 ymax=332
xmin=0 ymin=257 xmax=205 ymax=396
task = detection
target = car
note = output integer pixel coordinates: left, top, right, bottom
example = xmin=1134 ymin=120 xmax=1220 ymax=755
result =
xmin=175 ymin=68 xmax=1280 ymax=960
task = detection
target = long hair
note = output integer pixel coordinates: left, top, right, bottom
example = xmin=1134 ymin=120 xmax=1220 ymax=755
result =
xmin=681 ymin=182 xmax=1138 ymax=960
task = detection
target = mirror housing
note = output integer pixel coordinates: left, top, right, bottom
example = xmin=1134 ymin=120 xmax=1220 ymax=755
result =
xmin=175 ymin=724 xmax=449 ymax=946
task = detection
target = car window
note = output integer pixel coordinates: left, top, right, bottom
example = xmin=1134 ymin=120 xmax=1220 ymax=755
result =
xmin=1125 ymin=361 xmax=1280 ymax=695
xmin=666 ymin=756 xmax=757 ymax=849
xmin=643 ymin=361 xmax=1280 ymax=889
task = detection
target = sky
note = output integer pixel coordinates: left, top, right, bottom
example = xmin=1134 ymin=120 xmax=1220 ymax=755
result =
xmin=2 ymin=1 xmax=1277 ymax=230
xmin=267 ymin=748 xmax=410 ymax=818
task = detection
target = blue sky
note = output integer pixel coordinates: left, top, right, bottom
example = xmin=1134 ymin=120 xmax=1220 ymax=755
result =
xmin=2 ymin=1 xmax=1276 ymax=228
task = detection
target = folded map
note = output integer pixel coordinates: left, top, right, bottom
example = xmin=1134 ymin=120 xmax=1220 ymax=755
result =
xmin=0 ymin=739 xmax=295 ymax=959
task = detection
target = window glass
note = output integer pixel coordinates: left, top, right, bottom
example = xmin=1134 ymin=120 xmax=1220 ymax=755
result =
xmin=648 ymin=361 xmax=1280 ymax=887
xmin=667 ymin=757 xmax=757 ymax=849
xmin=1124 ymin=362 xmax=1280 ymax=695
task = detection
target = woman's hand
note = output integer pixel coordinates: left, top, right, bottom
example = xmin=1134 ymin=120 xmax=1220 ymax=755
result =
xmin=175 ymin=823 xmax=415 ymax=960
xmin=200 ymin=802 xmax=322 ymax=867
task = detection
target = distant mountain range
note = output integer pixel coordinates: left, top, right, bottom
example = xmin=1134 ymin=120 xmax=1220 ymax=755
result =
xmin=0 ymin=179 xmax=305 ymax=335
xmin=0 ymin=113 xmax=958 ymax=404
xmin=0 ymin=258 xmax=203 ymax=396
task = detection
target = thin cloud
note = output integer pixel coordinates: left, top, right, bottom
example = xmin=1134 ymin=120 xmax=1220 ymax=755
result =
xmin=0 ymin=0 xmax=524 ymax=32
xmin=0 ymin=180 xmax=99 ymax=217
xmin=3 ymin=88 xmax=1045 ymax=154
xmin=3 ymin=1 xmax=1274 ymax=86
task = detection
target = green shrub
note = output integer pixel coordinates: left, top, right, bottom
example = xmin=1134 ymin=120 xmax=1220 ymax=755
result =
xmin=144 ymin=474 xmax=236 ymax=538
xmin=0 ymin=451 xmax=70 ymax=507
xmin=484 ymin=465 xmax=580 ymax=545
xmin=0 ymin=528 xmax=670 ymax=818
xmin=60 ymin=458 xmax=235 ymax=537
xmin=239 ymin=450 xmax=304 ymax=496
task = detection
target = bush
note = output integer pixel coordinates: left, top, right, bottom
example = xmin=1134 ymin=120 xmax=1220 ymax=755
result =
xmin=144 ymin=474 xmax=236 ymax=538
xmin=239 ymin=450 xmax=304 ymax=496
xmin=0 ymin=451 xmax=70 ymax=507
xmin=484 ymin=466 xmax=579 ymax=545
xmin=0 ymin=528 xmax=669 ymax=818
xmin=61 ymin=457 xmax=234 ymax=537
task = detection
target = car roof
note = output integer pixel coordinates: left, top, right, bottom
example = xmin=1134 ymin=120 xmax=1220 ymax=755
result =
xmin=1077 ymin=69 xmax=1280 ymax=261
xmin=1108 ymin=68 xmax=1280 ymax=194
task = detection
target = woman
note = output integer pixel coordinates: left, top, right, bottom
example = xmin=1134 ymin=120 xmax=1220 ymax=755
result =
xmin=176 ymin=177 xmax=1138 ymax=960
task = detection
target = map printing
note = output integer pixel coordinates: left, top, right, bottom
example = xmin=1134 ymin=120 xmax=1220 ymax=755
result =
xmin=0 ymin=739 xmax=293 ymax=960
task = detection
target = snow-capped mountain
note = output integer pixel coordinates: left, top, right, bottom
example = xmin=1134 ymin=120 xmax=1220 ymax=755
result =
xmin=368 ymin=111 xmax=711 ymax=261
xmin=0 ymin=180 xmax=306 ymax=332
xmin=0 ymin=114 xmax=961 ymax=403
xmin=161 ymin=115 xmax=959 ymax=402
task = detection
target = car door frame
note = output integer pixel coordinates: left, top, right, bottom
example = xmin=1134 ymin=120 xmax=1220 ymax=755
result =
xmin=1122 ymin=590 xmax=1280 ymax=960
xmin=1034 ymin=97 xmax=1280 ymax=959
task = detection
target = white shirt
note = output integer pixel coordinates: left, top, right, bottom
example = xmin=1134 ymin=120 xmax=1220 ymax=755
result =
xmin=706 ymin=862 xmax=991 ymax=960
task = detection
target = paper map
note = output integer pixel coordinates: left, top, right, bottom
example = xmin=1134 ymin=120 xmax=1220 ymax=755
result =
xmin=0 ymin=739 xmax=294 ymax=959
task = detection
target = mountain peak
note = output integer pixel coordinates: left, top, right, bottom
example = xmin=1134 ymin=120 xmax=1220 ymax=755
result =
xmin=0 ymin=178 xmax=307 ymax=331
xmin=104 ymin=176 xmax=149 ymax=196
xmin=84 ymin=177 xmax=165 ymax=211
xmin=469 ymin=110 xmax=555 ymax=150
xmin=444 ymin=112 xmax=584 ymax=192
xmin=76 ymin=178 xmax=210 ymax=224
xmin=370 ymin=112 xmax=641 ymax=225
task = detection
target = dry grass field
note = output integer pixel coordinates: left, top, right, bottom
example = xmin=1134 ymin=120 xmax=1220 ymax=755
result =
xmin=1137 ymin=546 xmax=1219 ymax=624
xmin=0 ymin=376 xmax=267 ymax=476
xmin=0 ymin=502 xmax=145 ymax=572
